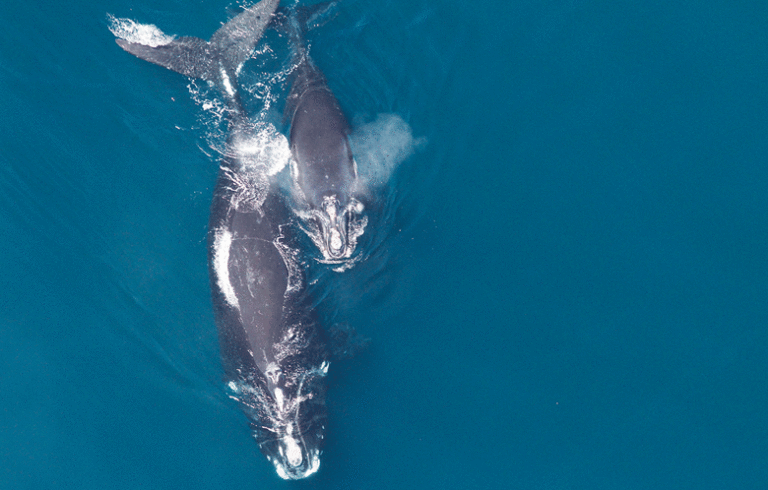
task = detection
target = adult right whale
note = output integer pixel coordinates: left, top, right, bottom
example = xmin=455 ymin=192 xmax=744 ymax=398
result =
xmin=113 ymin=0 xmax=330 ymax=480
xmin=284 ymin=9 xmax=368 ymax=263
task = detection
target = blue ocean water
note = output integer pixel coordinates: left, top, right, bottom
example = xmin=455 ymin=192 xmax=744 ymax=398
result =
xmin=2 ymin=0 xmax=768 ymax=488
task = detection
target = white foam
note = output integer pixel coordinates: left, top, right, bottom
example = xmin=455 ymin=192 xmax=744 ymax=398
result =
xmin=232 ymin=122 xmax=291 ymax=177
xmin=107 ymin=14 xmax=176 ymax=47
xmin=349 ymin=113 xmax=426 ymax=187
xmin=218 ymin=123 xmax=292 ymax=214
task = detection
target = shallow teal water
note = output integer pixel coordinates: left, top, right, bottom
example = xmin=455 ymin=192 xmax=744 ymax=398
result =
xmin=2 ymin=1 xmax=768 ymax=488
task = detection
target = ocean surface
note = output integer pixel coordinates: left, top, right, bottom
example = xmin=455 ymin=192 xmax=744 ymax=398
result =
xmin=2 ymin=1 xmax=767 ymax=488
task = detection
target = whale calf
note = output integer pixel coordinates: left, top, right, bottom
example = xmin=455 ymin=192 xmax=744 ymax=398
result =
xmin=284 ymin=9 xmax=368 ymax=263
xmin=113 ymin=0 xmax=330 ymax=479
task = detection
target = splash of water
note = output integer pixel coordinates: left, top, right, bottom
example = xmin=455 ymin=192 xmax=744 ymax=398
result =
xmin=107 ymin=14 xmax=175 ymax=47
xmin=350 ymin=113 xmax=427 ymax=187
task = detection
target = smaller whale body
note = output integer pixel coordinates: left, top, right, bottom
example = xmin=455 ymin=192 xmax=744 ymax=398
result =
xmin=284 ymin=7 xmax=368 ymax=263
xmin=113 ymin=0 xmax=330 ymax=479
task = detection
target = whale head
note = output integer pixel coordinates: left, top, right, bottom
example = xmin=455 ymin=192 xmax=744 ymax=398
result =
xmin=259 ymin=418 xmax=324 ymax=480
xmin=307 ymin=193 xmax=366 ymax=261
xmin=245 ymin=359 xmax=329 ymax=480
xmin=227 ymin=357 xmax=328 ymax=480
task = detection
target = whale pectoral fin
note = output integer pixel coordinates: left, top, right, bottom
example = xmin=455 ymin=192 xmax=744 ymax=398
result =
xmin=116 ymin=37 xmax=214 ymax=80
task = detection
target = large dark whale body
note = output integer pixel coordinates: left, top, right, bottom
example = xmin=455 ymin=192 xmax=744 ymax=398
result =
xmin=115 ymin=0 xmax=329 ymax=479
xmin=208 ymin=124 xmax=329 ymax=480
xmin=285 ymin=12 xmax=367 ymax=262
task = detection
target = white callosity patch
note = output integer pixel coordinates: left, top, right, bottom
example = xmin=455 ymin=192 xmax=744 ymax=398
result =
xmin=212 ymin=228 xmax=238 ymax=308
xmin=329 ymin=228 xmax=342 ymax=252
xmin=274 ymin=447 xmax=320 ymax=480
xmin=323 ymin=198 xmax=344 ymax=254
xmin=274 ymin=387 xmax=285 ymax=410
xmin=107 ymin=14 xmax=176 ymax=47
xmin=349 ymin=113 xmax=426 ymax=187
xmin=283 ymin=424 xmax=303 ymax=466
xmin=296 ymin=205 xmax=368 ymax=271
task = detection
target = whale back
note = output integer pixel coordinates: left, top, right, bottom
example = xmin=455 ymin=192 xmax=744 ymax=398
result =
xmin=287 ymin=59 xmax=357 ymax=205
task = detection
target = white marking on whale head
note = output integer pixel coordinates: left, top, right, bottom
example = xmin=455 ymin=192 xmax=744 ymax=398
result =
xmin=274 ymin=387 xmax=285 ymax=411
xmin=297 ymin=195 xmax=367 ymax=267
xmin=212 ymin=228 xmax=238 ymax=308
xmin=272 ymin=436 xmax=320 ymax=480
xmin=283 ymin=424 xmax=303 ymax=466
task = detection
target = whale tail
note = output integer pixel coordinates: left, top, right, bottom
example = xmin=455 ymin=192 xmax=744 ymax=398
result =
xmin=114 ymin=0 xmax=280 ymax=107
xmin=281 ymin=1 xmax=340 ymax=122
xmin=279 ymin=1 xmax=339 ymax=54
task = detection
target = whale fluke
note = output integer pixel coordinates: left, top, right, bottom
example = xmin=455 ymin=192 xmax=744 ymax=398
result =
xmin=116 ymin=36 xmax=215 ymax=79
xmin=115 ymin=0 xmax=279 ymax=101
